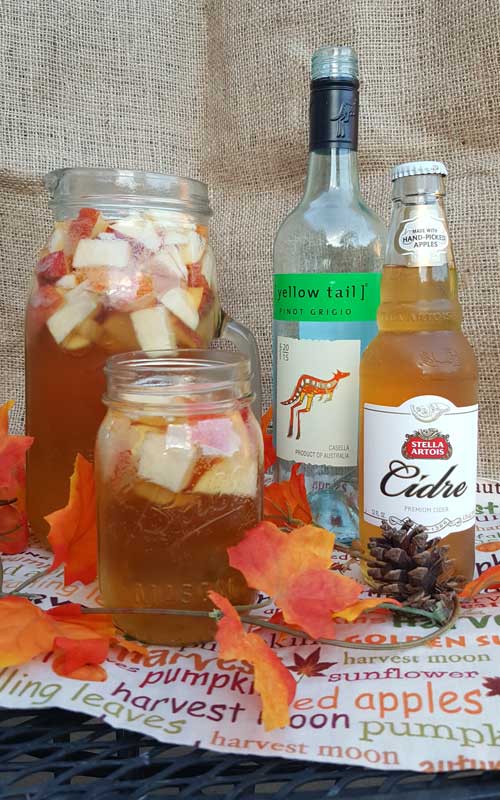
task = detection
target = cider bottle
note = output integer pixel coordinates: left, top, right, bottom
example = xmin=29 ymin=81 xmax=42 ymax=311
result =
xmin=359 ymin=161 xmax=478 ymax=580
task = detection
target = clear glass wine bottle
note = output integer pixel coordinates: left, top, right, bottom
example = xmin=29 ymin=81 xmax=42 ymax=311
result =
xmin=272 ymin=46 xmax=386 ymax=544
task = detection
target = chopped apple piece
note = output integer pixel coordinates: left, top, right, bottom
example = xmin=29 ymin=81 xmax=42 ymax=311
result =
xmin=131 ymin=306 xmax=175 ymax=350
xmin=46 ymin=290 xmax=98 ymax=344
xmin=97 ymin=413 xmax=142 ymax=483
xmin=201 ymin=246 xmax=216 ymax=286
xmin=64 ymin=282 xmax=94 ymax=303
xmin=99 ymin=311 xmax=139 ymax=352
xmin=28 ymin=285 xmax=63 ymax=331
xmin=161 ymin=230 xmax=190 ymax=245
xmin=192 ymin=417 xmax=240 ymax=457
xmin=62 ymin=333 xmax=91 ymax=351
xmin=186 ymin=262 xmax=215 ymax=313
xmin=73 ymin=238 xmax=131 ymax=269
xmin=31 ymin=285 xmax=63 ymax=310
xmin=168 ymin=313 xmax=203 ymax=347
xmin=146 ymin=209 xmax=195 ymax=229
xmin=160 ymin=287 xmax=199 ymax=331
xmin=78 ymin=317 xmax=101 ymax=342
xmin=110 ymin=217 xmax=161 ymax=252
xmin=134 ymin=480 xmax=177 ymax=506
xmin=137 ymin=428 xmax=198 ymax=493
xmin=179 ymin=231 xmax=206 ymax=265
xmin=56 ymin=273 xmax=77 ymax=290
xmin=151 ymin=247 xmax=188 ymax=282
xmin=130 ymin=415 xmax=168 ymax=429
xmin=48 ymin=223 xmax=68 ymax=253
xmin=193 ymin=454 xmax=257 ymax=497
xmin=65 ymin=208 xmax=107 ymax=256
xmin=36 ymin=251 xmax=69 ymax=284
xmin=186 ymin=287 xmax=204 ymax=310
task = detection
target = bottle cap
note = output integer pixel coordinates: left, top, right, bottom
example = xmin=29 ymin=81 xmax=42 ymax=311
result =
xmin=391 ymin=161 xmax=448 ymax=181
xmin=311 ymin=46 xmax=358 ymax=80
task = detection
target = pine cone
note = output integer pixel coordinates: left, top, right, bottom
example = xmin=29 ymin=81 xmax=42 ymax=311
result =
xmin=367 ymin=518 xmax=465 ymax=612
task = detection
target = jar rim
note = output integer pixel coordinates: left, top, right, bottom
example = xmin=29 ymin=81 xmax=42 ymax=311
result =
xmin=104 ymin=349 xmax=253 ymax=412
xmin=44 ymin=167 xmax=212 ymax=217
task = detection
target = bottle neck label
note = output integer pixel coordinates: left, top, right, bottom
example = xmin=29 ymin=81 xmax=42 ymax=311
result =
xmin=309 ymin=78 xmax=359 ymax=151
xmin=386 ymin=201 xmax=453 ymax=268
xmin=363 ymin=395 xmax=478 ymax=537
xmin=397 ymin=213 xmax=449 ymax=255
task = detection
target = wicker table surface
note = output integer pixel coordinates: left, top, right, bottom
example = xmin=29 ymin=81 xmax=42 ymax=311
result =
xmin=0 ymin=708 xmax=499 ymax=799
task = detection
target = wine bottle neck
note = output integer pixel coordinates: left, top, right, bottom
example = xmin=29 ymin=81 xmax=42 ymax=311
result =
xmin=303 ymin=76 xmax=360 ymax=202
xmin=303 ymin=149 xmax=361 ymax=201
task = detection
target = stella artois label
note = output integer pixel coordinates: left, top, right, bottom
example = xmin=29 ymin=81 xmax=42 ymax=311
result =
xmin=363 ymin=395 xmax=478 ymax=537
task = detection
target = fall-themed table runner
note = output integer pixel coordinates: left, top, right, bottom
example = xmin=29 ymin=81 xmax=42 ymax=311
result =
xmin=0 ymin=478 xmax=498 ymax=773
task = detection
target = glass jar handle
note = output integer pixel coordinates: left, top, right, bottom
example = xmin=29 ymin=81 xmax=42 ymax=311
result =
xmin=219 ymin=315 xmax=262 ymax=418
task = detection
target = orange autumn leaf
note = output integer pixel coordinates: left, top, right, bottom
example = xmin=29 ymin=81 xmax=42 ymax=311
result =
xmin=0 ymin=401 xmax=33 ymax=498
xmin=0 ymin=597 xmax=56 ymax=667
xmin=112 ymin=635 xmax=149 ymax=657
xmin=46 ymin=454 xmax=98 ymax=585
xmin=0 ymin=502 xmax=28 ymax=555
xmin=260 ymin=407 xmax=277 ymax=471
xmin=209 ymin=592 xmax=295 ymax=731
xmin=477 ymin=541 xmax=500 ymax=553
xmin=55 ymin=662 xmax=108 ymax=681
xmin=0 ymin=400 xmax=13 ymax=434
xmin=228 ymin=522 xmax=362 ymax=639
xmin=266 ymin=610 xmax=288 ymax=644
xmin=460 ymin=565 xmax=500 ymax=598
xmin=0 ymin=598 xmax=113 ymax=680
xmin=264 ymin=464 xmax=312 ymax=528
xmin=0 ymin=401 xmax=33 ymax=554
xmin=52 ymin=636 xmax=109 ymax=679
xmin=332 ymin=597 xmax=402 ymax=623
xmin=47 ymin=603 xmax=116 ymax=640
xmin=48 ymin=605 xmax=115 ymax=681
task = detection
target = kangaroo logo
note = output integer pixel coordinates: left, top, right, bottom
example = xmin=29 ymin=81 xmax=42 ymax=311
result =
xmin=281 ymin=369 xmax=350 ymax=440
xmin=330 ymin=101 xmax=356 ymax=138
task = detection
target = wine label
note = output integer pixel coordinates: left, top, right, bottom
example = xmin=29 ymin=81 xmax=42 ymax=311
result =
xmin=273 ymin=273 xmax=381 ymax=322
xmin=275 ymin=336 xmax=360 ymax=466
xmin=273 ymin=272 xmax=381 ymax=467
xmin=363 ymin=395 xmax=478 ymax=537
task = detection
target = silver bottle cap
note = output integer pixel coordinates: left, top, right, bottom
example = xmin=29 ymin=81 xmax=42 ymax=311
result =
xmin=311 ymin=46 xmax=358 ymax=81
xmin=391 ymin=161 xmax=448 ymax=182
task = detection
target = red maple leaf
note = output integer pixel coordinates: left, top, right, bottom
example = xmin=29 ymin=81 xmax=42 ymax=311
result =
xmin=483 ymin=677 xmax=500 ymax=697
xmin=288 ymin=647 xmax=337 ymax=678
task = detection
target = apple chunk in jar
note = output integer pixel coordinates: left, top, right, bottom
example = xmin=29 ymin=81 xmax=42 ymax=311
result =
xmin=25 ymin=169 xmax=221 ymax=543
xmin=95 ymin=351 xmax=263 ymax=646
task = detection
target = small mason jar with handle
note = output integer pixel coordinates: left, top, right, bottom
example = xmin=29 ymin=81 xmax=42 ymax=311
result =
xmin=95 ymin=349 xmax=263 ymax=646
xmin=25 ymin=168 xmax=261 ymax=543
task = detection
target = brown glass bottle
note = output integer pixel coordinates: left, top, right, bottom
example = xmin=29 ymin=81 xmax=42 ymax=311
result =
xmin=359 ymin=162 xmax=478 ymax=581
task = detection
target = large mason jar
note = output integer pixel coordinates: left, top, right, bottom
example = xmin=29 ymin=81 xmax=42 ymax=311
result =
xmin=25 ymin=168 xmax=260 ymax=542
xmin=95 ymin=350 xmax=263 ymax=645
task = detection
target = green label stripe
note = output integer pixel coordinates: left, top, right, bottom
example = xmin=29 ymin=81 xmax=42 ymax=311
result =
xmin=273 ymin=273 xmax=381 ymax=322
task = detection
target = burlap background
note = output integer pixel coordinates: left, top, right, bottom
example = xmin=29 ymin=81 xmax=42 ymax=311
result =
xmin=1 ymin=0 xmax=499 ymax=474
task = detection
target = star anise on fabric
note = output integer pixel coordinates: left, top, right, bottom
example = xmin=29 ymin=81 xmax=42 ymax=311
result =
xmin=367 ymin=518 xmax=465 ymax=613
xmin=483 ymin=677 xmax=500 ymax=697
xmin=288 ymin=647 xmax=337 ymax=678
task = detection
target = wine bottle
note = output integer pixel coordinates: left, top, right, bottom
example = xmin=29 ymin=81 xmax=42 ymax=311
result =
xmin=272 ymin=46 xmax=386 ymax=544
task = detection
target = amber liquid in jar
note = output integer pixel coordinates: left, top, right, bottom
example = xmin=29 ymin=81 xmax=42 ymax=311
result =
xmin=359 ymin=164 xmax=478 ymax=582
xmin=25 ymin=170 xmax=223 ymax=543
xmin=95 ymin=352 xmax=263 ymax=645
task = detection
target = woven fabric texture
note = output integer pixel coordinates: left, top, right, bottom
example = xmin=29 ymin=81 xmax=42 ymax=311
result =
xmin=1 ymin=0 xmax=499 ymax=474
